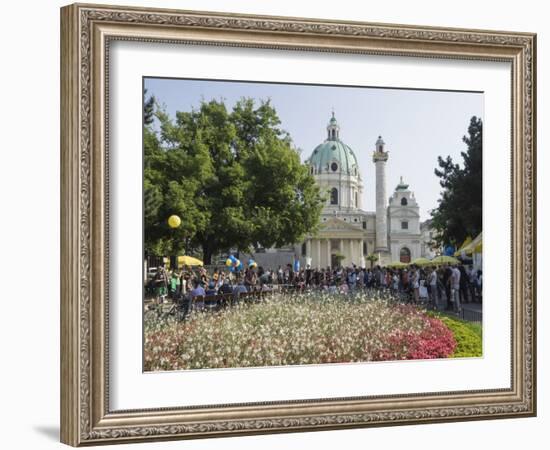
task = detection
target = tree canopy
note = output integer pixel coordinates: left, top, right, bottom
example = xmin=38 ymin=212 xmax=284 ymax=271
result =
xmin=143 ymin=95 xmax=323 ymax=264
xmin=430 ymin=116 xmax=482 ymax=246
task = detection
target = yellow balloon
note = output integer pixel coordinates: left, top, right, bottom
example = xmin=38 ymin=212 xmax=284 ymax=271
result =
xmin=225 ymin=258 xmax=232 ymax=267
xmin=168 ymin=215 xmax=181 ymax=228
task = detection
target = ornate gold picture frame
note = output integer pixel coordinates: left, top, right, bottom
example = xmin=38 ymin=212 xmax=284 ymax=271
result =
xmin=60 ymin=3 xmax=536 ymax=446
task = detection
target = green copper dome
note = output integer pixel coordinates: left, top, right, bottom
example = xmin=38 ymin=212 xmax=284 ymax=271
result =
xmin=306 ymin=113 xmax=359 ymax=175
xmin=308 ymin=140 xmax=359 ymax=174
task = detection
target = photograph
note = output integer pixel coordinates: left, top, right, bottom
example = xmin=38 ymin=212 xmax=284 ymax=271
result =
xmin=142 ymin=78 xmax=484 ymax=372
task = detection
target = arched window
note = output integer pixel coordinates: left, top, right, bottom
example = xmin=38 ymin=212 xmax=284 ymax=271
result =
xmin=400 ymin=247 xmax=411 ymax=263
xmin=330 ymin=188 xmax=338 ymax=205
xmin=401 ymin=197 xmax=408 ymax=206
xmin=355 ymin=191 xmax=358 ymax=207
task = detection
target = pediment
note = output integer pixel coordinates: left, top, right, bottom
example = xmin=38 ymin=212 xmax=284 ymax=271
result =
xmin=389 ymin=208 xmax=420 ymax=218
xmin=320 ymin=217 xmax=364 ymax=233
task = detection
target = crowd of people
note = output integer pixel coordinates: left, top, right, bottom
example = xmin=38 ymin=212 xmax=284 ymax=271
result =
xmin=147 ymin=262 xmax=482 ymax=314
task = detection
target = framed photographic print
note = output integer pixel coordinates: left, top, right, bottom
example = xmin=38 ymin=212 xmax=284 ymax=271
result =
xmin=60 ymin=3 xmax=537 ymax=446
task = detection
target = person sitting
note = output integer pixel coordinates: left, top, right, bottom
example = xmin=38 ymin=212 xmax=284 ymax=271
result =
xmin=189 ymin=279 xmax=206 ymax=311
xmin=339 ymin=280 xmax=349 ymax=295
xmin=205 ymin=281 xmax=217 ymax=296
xmin=204 ymin=281 xmax=218 ymax=310
xmin=219 ymin=278 xmax=233 ymax=295
xmin=232 ymin=277 xmax=248 ymax=303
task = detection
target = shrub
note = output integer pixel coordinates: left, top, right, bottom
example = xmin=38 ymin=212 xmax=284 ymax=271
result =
xmin=427 ymin=312 xmax=482 ymax=358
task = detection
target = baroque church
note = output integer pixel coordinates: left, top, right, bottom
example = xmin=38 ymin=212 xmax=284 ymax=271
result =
xmin=252 ymin=112 xmax=430 ymax=269
xmin=300 ymin=112 xmax=424 ymax=268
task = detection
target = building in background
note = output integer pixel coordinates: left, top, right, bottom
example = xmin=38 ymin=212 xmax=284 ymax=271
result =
xmin=251 ymin=113 xmax=435 ymax=269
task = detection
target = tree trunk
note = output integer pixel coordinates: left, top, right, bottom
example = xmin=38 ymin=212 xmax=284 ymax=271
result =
xmin=203 ymin=245 xmax=213 ymax=266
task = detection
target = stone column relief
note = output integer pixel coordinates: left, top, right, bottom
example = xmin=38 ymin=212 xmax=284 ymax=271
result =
xmin=373 ymin=136 xmax=389 ymax=252
xmin=326 ymin=239 xmax=331 ymax=268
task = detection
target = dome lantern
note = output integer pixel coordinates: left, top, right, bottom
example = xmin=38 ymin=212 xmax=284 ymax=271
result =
xmin=326 ymin=111 xmax=340 ymax=141
xmin=396 ymin=175 xmax=409 ymax=191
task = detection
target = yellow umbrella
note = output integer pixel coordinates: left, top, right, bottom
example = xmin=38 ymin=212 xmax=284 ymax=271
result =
xmin=461 ymin=232 xmax=482 ymax=255
xmin=454 ymin=236 xmax=473 ymax=256
xmin=411 ymin=257 xmax=432 ymax=266
xmin=177 ymin=255 xmax=204 ymax=266
xmin=432 ymin=255 xmax=460 ymax=265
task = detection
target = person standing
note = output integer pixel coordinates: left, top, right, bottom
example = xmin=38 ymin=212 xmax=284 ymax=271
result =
xmin=443 ymin=265 xmax=453 ymax=310
xmin=411 ymin=267 xmax=420 ymax=304
xmin=475 ymin=269 xmax=483 ymax=302
xmin=401 ymin=269 xmax=409 ymax=300
xmin=154 ymin=267 xmax=168 ymax=304
xmin=169 ymin=269 xmax=180 ymax=301
xmin=428 ymin=267 xmax=439 ymax=309
xmin=348 ymin=268 xmax=357 ymax=291
xmin=244 ymin=267 xmax=256 ymax=292
xmin=391 ymin=271 xmax=399 ymax=293
xmin=451 ymin=265 xmax=462 ymax=313
xmin=459 ymin=265 xmax=471 ymax=304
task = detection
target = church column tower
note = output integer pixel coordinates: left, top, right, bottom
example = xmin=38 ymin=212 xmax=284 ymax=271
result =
xmin=373 ymin=136 xmax=389 ymax=252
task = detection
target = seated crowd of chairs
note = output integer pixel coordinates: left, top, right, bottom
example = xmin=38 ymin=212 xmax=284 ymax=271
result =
xmin=190 ymin=289 xmax=271 ymax=312
xmin=145 ymin=289 xmax=272 ymax=322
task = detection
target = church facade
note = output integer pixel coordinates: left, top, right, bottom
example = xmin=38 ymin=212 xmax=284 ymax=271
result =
xmin=299 ymin=113 xmax=424 ymax=268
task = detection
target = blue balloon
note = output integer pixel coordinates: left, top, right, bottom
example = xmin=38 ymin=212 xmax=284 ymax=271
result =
xmin=229 ymin=266 xmax=235 ymax=272
xmin=229 ymin=255 xmax=237 ymax=263
xmin=444 ymin=245 xmax=456 ymax=256
xmin=236 ymin=261 xmax=243 ymax=271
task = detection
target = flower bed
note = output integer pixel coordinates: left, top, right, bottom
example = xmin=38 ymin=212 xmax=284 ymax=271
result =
xmin=144 ymin=292 xmax=457 ymax=371
xmin=429 ymin=313 xmax=482 ymax=358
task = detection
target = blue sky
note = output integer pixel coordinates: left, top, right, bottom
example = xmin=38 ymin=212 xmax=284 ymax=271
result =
xmin=145 ymin=77 xmax=483 ymax=221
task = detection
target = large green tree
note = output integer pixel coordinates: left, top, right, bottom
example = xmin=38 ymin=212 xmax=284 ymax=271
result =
xmin=431 ymin=116 xmax=482 ymax=246
xmin=144 ymin=96 xmax=323 ymax=264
